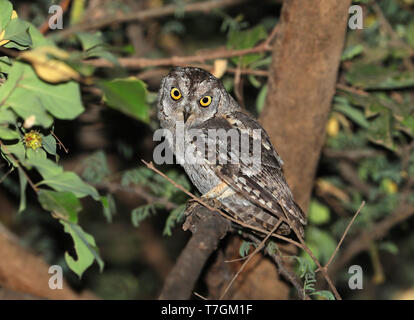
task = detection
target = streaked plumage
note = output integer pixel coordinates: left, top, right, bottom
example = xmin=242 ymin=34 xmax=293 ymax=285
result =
xmin=157 ymin=67 xmax=306 ymax=236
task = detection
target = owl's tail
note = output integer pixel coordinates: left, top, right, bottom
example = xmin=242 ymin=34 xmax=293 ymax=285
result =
xmin=279 ymin=198 xmax=307 ymax=238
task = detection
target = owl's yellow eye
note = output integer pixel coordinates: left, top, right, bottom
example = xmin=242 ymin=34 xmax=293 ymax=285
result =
xmin=170 ymin=87 xmax=182 ymax=100
xmin=200 ymin=96 xmax=212 ymax=107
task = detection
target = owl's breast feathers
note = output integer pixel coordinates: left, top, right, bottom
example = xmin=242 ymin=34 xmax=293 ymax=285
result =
xmin=190 ymin=111 xmax=307 ymax=237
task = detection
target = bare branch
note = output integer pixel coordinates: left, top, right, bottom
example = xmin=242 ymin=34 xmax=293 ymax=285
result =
xmin=54 ymin=0 xmax=249 ymax=38
xmin=159 ymin=205 xmax=231 ymax=300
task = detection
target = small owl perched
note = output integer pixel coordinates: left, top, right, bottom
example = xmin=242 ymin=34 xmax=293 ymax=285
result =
xmin=157 ymin=67 xmax=306 ymax=236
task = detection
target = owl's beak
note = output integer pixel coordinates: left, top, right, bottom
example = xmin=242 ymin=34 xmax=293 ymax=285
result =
xmin=183 ymin=110 xmax=190 ymax=123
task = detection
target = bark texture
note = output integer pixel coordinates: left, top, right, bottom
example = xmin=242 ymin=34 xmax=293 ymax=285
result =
xmin=159 ymin=206 xmax=231 ymax=300
xmin=260 ymin=0 xmax=352 ymax=210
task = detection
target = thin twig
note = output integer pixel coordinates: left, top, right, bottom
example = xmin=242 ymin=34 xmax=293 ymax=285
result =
xmin=85 ymin=44 xmax=272 ymax=69
xmin=54 ymin=0 xmax=248 ymax=38
xmin=316 ymin=201 xmax=365 ymax=273
xmin=242 ymin=232 xmax=309 ymax=300
xmin=142 ymin=160 xmax=342 ymax=299
xmin=193 ymin=292 xmax=208 ymax=300
xmin=141 ymin=160 xmax=303 ymax=248
xmin=275 ymin=205 xmax=342 ymax=300
xmin=50 ymin=130 xmax=69 ymax=154
xmin=0 ymin=167 xmax=13 ymax=184
xmin=85 ymin=24 xmax=278 ymax=70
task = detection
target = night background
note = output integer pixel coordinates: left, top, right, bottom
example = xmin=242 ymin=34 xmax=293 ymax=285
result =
xmin=0 ymin=0 xmax=413 ymax=300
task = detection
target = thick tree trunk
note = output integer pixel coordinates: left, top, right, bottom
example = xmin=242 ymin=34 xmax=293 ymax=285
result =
xmin=260 ymin=0 xmax=352 ymax=210
xmin=206 ymin=0 xmax=351 ymax=299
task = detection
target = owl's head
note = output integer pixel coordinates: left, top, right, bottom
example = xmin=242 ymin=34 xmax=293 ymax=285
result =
xmin=157 ymin=67 xmax=239 ymax=129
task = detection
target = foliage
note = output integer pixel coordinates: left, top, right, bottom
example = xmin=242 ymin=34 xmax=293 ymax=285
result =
xmin=0 ymin=0 xmax=413 ymax=300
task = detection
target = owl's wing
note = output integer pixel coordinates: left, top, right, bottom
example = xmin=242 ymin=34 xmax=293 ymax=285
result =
xmin=196 ymin=111 xmax=306 ymax=235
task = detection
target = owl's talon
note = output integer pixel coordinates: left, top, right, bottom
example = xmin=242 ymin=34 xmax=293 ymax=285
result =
xmin=184 ymin=199 xmax=200 ymax=216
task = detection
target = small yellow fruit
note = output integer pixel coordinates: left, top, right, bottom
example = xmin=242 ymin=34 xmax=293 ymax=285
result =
xmin=381 ymin=178 xmax=398 ymax=194
xmin=24 ymin=130 xmax=42 ymax=150
xmin=365 ymin=14 xmax=377 ymax=28
xmin=326 ymin=117 xmax=340 ymax=137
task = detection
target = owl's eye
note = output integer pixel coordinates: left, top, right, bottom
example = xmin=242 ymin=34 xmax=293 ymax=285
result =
xmin=199 ymin=96 xmax=212 ymax=107
xmin=170 ymin=87 xmax=182 ymax=100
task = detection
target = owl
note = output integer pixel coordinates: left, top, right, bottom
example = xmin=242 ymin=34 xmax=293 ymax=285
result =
xmin=157 ymin=67 xmax=306 ymax=236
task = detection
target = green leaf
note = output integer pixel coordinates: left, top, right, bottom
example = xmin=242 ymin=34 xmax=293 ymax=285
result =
xmin=0 ymin=56 xmax=12 ymax=73
xmin=0 ymin=59 xmax=24 ymax=104
xmin=38 ymin=190 xmax=81 ymax=223
xmin=341 ymin=44 xmax=364 ymax=61
xmin=76 ymin=32 xmax=104 ymax=51
xmin=17 ymin=63 xmax=84 ymax=119
xmin=76 ymin=32 xmax=118 ymax=66
xmin=17 ymin=167 xmax=27 ymax=212
xmin=163 ymin=204 xmax=186 ymax=236
xmin=266 ymin=241 xmax=279 ymax=255
xmin=301 ymin=227 xmax=337 ymax=269
xmin=38 ymin=171 xmax=100 ymax=200
xmin=0 ymin=62 xmax=83 ymax=127
xmin=333 ymin=97 xmax=369 ymax=129
xmin=401 ymin=115 xmax=414 ymax=136
xmin=99 ymin=78 xmax=150 ymax=123
xmin=27 ymin=22 xmax=54 ymax=48
xmin=0 ymin=126 xmax=19 ymax=139
xmin=25 ymin=151 xmax=62 ymax=178
xmin=82 ymin=150 xmax=110 ymax=184
xmin=100 ymin=194 xmax=116 ymax=223
xmin=1 ymin=62 xmax=84 ymax=120
xmin=312 ymin=290 xmax=335 ymax=300
xmin=346 ymin=63 xmax=414 ymax=90
xmin=3 ymin=18 xmax=31 ymax=47
xmin=26 ymin=154 xmax=99 ymax=200
xmin=121 ymin=167 xmax=153 ymax=187
xmin=239 ymin=240 xmax=254 ymax=257
xmin=227 ymin=25 xmax=267 ymax=67
xmin=42 ymin=133 xmax=56 ymax=155
xmin=293 ymin=255 xmax=315 ymax=278
xmin=131 ymin=204 xmax=155 ymax=227
xmin=60 ymin=220 xmax=104 ymax=278
xmin=5 ymin=141 xmax=25 ymax=162
xmin=367 ymin=109 xmax=395 ymax=151
xmin=256 ymin=84 xmax=267 ymax=114
xmin=379 ymin=241 xmax=399 ymax=255
xmin=0 ymin=108 xmax=16 ymax=124
xmin=85 ymin=46 xmax=118 ymax=65
xmin=0 ymin=0 xmax=13 ymax=30
xmin=407 ymin=22 xmax=414 ymax=48
xmin=8 ymin=90 xmax=54 ymax=128
xmin=308 ymin=200 xmax=330 ymax=225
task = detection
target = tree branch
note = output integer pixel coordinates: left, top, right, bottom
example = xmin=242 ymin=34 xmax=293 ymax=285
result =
xmin=329 ymin=202 xmax=414 ymax=276
xmin=158 ymin=205 xmax=231 ymax=300
xmin=54 ymin=0 xmax=249 ymax=38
